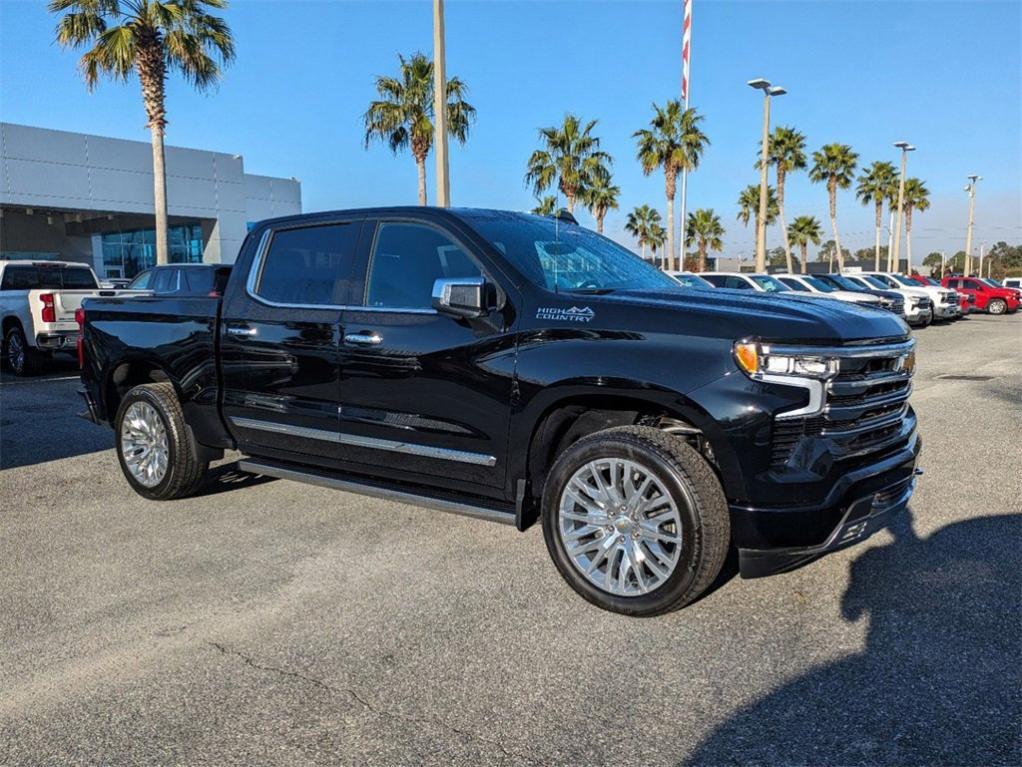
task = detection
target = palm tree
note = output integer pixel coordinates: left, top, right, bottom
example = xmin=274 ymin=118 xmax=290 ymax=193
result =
xmin=856 ymin=161 xmax=898 ymax=270
xmin=634 ymin=101 xmax=709 ymax=272
xmin=685 ymin=208 xmax=725 ymax=273
xmin=50 ymin=0 xmax=234 ymax=266
xmin=648 ymin=223 xmax=667 ymax=263
xmin=526 ymin=114 xmax=611 ymax=215
xmin=788 ymin=216 xmax=823 ymax=274
xmin=737 ymin=184 xmax=779 ymax=229
xmin=364 ymin=52 xmax=475 ymax=205
xmin=902 ymin=178 xmax=930 ymax=271
xmin=582 ymin=167 xmax=620 ymax=234
xmin=763 ymin=126 xmax=806 ymax=273
xmin=809 ymin=143 xmax=858 ymax=271
xmin=625 ymin=205 xmax=662 ymax=263
xmin=531 ymin=195 xmax=558 ymax=216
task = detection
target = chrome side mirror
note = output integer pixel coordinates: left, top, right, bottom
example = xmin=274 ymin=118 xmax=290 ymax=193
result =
xmin=432 ymin=276 xmax=490 ymax=319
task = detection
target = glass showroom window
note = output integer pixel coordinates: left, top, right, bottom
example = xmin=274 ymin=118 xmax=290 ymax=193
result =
xmin=102 ymin=223 xmax=204 ymax=278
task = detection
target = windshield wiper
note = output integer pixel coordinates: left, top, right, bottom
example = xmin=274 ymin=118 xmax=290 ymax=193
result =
xmin=566 ymin=287 xmax=616 ymax=295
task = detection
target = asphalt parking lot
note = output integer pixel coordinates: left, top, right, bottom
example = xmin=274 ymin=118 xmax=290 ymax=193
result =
xmin=1 ymin=315 xmax=1019 ymax=766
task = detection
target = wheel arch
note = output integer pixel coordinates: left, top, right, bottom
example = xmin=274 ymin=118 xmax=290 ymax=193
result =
xmin=517 ymin=386 xmax=744 ymax=509
xmin=102 ymin=356 xmax=178 ymax=422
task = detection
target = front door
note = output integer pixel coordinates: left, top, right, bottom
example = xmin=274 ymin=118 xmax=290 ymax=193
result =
xmin=336 ymin=219 xmax=517 ymax=494
xmin=220 ymin=218 xmax=364 ymax=463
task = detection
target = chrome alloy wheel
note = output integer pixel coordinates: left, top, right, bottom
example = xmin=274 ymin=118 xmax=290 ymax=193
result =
xmin=7 ymin=332 xmax=25 ymax=373
xmin=557 ymin=458 xmax=684 ymax=596
xmin=120 ymin=401 xmax=170 ymax=487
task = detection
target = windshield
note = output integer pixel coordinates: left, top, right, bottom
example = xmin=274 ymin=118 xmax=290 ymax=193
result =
xmin=671 ymin=273 xmax=713 ymax=289
xmin=861 ymin=275 xmax=889 ymax=290
xmin=750 ymin=275 xmax=790 ymax=293
xmin=824 ymin=274 xmax=863 ymax=291
xmin=982 ymin=278 xmax=1002 ymax=288
xmin=805 ymin=276 xmax=837 ymax=292
xmin=892 ymin=274 xmax=921 ymax=287
xmin=466 ymin=215 xmax=681 ymax=293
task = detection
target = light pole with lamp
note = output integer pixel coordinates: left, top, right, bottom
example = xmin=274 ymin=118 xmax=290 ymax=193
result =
xmin=748 ymin=78 xmax=785 ymax=273
xmin=890 ymin=141 xmax=915 ymax=271
xmin=963 ymin=175 xmax=980 ymax=275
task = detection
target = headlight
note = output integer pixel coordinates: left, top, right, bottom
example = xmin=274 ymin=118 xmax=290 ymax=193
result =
xmin=733 ymin=341 xmax=838 ymax=380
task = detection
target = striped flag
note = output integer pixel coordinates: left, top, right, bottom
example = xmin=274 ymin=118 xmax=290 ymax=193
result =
xmin=681 ymin=0 xmax=692 ymax=104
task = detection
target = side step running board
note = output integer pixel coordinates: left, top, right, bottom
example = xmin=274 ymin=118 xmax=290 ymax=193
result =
xmin=237 ymin=457 xmax=517 ymax=527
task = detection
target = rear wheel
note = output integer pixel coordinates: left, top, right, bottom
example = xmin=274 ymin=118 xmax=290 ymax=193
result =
xmin=541 ymin=426 xmax=730 ymax=616
xmin=987 ymin=299 xmax=1007 ymax=315
xmin=4 ymin=325 xmax=41 ymax=376
xmin=115 ymin=383 xmax=209 ymax=500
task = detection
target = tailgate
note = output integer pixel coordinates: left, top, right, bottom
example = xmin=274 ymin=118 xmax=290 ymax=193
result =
xmin=50 ymin=290 xmax=98 ymax=322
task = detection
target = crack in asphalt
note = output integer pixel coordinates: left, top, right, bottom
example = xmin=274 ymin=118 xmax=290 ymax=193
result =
xmin=205 ymin=641 xmax=538 ymax=764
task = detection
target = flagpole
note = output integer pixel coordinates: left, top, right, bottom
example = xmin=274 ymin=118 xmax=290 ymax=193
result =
xmin=678 ymin=0 xmax=692 ymax=271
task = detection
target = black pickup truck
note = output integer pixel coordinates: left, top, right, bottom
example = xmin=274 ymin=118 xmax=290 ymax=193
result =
xmin=80 ymin=208 xmax=921 ymax=615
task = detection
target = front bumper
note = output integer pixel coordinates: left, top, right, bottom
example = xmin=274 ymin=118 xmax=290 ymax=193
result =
xmin=905 ymin=305 xmax=932 ymax=324
xmin=933 ymin=302 xmax=960 ymax=319
xmin=36 ymin=331 xmax=80 ymax=351
xmin=732 ymin=431 xmax=921 ymax=578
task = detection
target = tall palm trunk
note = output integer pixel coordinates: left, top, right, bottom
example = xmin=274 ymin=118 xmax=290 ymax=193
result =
xmin=415 ymin=156 xmax=427 ymax=205
xmin=698 ymin=241 xmax=707 ymax=273
xmin=596 ymin=212 xmax=605 ymax=234
xmin=873 ymin=200 xmax=883 ymax=271
xmin=641 ymin=241 xmax=646 ymax=262
xmin=136 ymin=36 xmax=169 ymax=266
xmin=800 ymin=243 xmax=808 ymax=273
xmin=777 ymin=168 xmax=793 ymax=273
xmin=665 ymin=167 xmax=677 ymax=272
xmin=828 ymin=180 xmax=844 ymax=271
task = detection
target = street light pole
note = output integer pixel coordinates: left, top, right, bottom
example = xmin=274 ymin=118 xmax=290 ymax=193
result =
xmin=748 ymin=79 xmax=785 ymax=272
xmin=433 ymin=0 xmax=450 ymax=207
xmin=964 ymin=175 xmax=980 ymax=275
xmin=890 ymin=141 xmax=915 ymax=272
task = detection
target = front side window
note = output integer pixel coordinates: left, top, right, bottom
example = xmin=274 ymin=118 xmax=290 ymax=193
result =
xmin=151 ymin=269 xmax=178 ymax=294
xmin=805 ymin=276 xmax=837 ymax=292
xmin=255 ymin=222 xmax=360 ymax=306
xmin=725 ymin=276 xmax=754 ymax=290
xmin=128 ymin=270 xmax=153 ymax=290
xmin=964 ymin=280 xmax=984 ymax=291
xmin=862 ymin=276 xmax=889 ymax=290
xmin=465 ymin=214 xmax=679 ymax=293
xmin=366 ymin=223 xmax=481 ymax=309
xmin=779 ymin=277 xmax=808 ymax=291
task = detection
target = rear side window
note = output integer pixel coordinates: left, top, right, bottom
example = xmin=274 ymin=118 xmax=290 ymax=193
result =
xmin=702 ymin=275 xmax=727 ymax=288
xmin=254 ymin=223 xmax=360 ymax=305
xmin=181 ymin=268 xmax=215 ymax=294
xmin=780 ymin=277 xmax=807 ymax=291
xmin=366 ymin=222 xmax=481 ymax=310
xmin=725 ymin=276 xmax=753 ymax=290
xmin=1 ymin=266 xmax=36 ymax=290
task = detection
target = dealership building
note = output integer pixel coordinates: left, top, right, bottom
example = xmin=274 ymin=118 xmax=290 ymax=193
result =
xmin=0 ymin=122 xmax=301 ymax=279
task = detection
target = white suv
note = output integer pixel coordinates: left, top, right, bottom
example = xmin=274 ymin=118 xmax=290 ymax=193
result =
xmin=841 ymin=273 xmax=933 ymax=327
xmin=861 ymin=272 xmax=960 ymax=321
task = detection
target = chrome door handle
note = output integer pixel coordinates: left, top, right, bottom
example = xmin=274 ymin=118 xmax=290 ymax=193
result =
xmin=344 ymin=332 xmax=382 ymax=346
xmin=226 ymin=326 xmax=257 ymax=337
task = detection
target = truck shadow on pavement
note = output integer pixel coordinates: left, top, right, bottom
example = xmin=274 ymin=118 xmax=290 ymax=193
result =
xmin=192 ymin=461 xmax=277 ymax=497
xmin=682 ymin=511 xmax=1021 ymax=767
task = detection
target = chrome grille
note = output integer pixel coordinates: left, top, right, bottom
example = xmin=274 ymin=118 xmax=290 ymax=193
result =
xmin=769 ymin=340 xmax=914 ymax=469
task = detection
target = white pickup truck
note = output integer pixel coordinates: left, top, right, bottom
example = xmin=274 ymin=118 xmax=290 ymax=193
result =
xmin=0 ymin=260 xmax=128 ymax=375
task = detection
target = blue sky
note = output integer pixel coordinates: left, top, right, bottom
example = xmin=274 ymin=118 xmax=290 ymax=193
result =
xmin=1 ymin=0 xmax=1019 ymax=259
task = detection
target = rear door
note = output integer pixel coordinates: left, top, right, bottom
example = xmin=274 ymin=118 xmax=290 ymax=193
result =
xmin=220 ymin=217 xmax=365 ymax=463
xmin=336 ymin=218 xmax=516 ymax=492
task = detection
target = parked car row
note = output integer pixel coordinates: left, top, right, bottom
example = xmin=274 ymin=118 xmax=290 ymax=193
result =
xmin=668 ymin=268 xmax=1020 ymax=328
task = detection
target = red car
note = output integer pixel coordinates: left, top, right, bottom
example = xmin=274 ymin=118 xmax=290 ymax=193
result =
xmin=910 ymin=275 xmax=973 ymax=314
xmin=942 ymin=276 xmax=1020 ymax=315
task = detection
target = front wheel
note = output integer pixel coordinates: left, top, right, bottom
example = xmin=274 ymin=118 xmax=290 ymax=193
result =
xmin=115 ymin=383 xmax=209 ymax=500
xmin=987 ymin=299 xmax=1007 ymax=315
xmin=541 ymin=426 xmax=730 ymax=616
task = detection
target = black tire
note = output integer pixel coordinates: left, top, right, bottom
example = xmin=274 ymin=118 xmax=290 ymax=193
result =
xmin=541 ymin=425 xmax=730 ymax=616
xmin=987 ymin=299 xmax=1007 ymax=315
xmin=115 ymin=382 xmax=209 ymax=500
xmin=4 ymin=324 xmax=42 ymax=376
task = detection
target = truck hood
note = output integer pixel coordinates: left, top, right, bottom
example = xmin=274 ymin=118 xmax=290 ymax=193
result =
xmin=579 ymin=288 xmax=909 ymax=342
